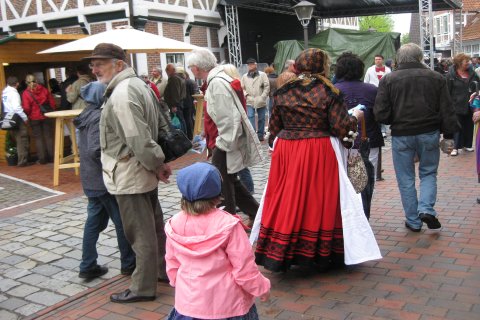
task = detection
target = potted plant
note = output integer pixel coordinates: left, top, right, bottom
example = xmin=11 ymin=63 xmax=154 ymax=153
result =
xmin=5 ymin=131 xmax=18 ymax=166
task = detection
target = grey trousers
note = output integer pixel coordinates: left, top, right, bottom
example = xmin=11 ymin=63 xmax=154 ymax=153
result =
xmin=13 ymin=121 xmax=29 ymax=165
xmin=30 ymin=119 xmax=53 ymax=163
xmin=115 ymin=188 xmax=166 ymax=297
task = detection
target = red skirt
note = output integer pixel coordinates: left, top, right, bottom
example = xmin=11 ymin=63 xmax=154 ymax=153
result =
xmin=255 ymin=138 xmax=343 ymax=272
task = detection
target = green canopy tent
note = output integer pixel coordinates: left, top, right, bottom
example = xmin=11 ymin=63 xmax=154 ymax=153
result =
xmin=273 ymin=28 xmax=400 ymax=75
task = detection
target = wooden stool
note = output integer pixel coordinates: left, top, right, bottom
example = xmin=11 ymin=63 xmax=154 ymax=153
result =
xmin=44 ymin=110 xmax=82 ymax=186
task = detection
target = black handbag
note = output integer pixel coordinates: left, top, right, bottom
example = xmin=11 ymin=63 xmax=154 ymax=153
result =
xmin=0 ymin=100 xmax=23 ymax=130
xmin=1 ymin=112 xmax=22 ymax=130
xmin=158 ymin=128 xmax=192 ymax=163
xmin=27 ymin=91 xmax=54 ymax=114
xmin=153 ymin=92 xmax=192 ymax=163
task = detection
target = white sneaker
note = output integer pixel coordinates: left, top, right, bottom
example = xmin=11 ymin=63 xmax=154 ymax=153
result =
xmin=450 ymin=149 xmax=458 ymax=156
xmin=465 ymin=147 xmax=474 ymax=152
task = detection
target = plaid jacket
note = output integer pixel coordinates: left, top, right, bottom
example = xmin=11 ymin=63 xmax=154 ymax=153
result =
xmin=269 ymin=79 xmax=357 ymax=148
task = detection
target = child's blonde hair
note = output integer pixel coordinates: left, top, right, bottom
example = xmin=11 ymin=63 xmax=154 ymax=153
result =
xmin=181 ymin=196 xmax=222 ymax=216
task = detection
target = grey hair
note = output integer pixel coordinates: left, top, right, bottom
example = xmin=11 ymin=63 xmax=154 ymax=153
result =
xmin=284 ymin=59 xmax=295 ymax=69
xmin=187 ymin=49 xmax=217 ymax=72
xmin=396 ymin=43 xmax=424 ymax=64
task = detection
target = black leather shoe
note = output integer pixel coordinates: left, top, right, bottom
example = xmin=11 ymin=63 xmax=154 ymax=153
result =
xmin=419 ymin=213 xmax=441 ymax=229
xmin=120 ymin=265 xmax=135 ymax=276
xmin=405 ymin=222 xmax=421 ymax=232
xmin=110 ymin=289 xmax=155 ymax=303
xmin=79 ymin=265 xmax=108 ymax=279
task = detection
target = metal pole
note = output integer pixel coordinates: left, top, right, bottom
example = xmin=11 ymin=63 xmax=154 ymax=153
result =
xmin=303 ymin=26 xmax=309 ymax=49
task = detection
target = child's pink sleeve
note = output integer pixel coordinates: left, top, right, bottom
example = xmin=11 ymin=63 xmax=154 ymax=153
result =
xmin=165 ymin=237 xmax=180 ymax=287
xmin=225 ymin=223 xmax=271 ymax=297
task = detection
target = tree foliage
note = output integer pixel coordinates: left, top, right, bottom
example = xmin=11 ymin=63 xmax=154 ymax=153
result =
xmin=401 ymin=33 xmax=410 ymax=45
xmin=359 ymin=15 xmax=394 ymax=33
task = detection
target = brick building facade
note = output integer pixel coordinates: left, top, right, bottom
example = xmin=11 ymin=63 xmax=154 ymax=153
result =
xmin=0 ymin=0 xmax=224 ymax=81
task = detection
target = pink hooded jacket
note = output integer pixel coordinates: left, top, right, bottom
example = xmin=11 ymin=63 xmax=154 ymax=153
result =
xmin=165 ymin=208 xmax=270 ymax=319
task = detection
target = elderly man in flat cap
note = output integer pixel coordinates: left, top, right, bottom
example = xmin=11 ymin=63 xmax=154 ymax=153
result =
xmin=84 ymin=43 xmax=171 ymax=303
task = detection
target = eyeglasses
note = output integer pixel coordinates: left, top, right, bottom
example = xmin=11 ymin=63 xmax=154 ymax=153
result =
xmin=89 ymin=61 xmax=113 ymax=69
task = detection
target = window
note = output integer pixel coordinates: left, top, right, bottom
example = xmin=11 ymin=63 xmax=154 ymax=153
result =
xmin=436 ymin=18 xmax=441 ymax=35
xmin=442 ymin=16 xmax=448 ymax=34
xmin=472 ymin=44 xmax=479 ymax=54
xmin=166 ymin=53 xmax=185 ymax=68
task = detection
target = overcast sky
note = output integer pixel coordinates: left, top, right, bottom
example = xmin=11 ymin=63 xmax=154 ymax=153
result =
xmin=392 ymin=13 xmax=411 ymax=34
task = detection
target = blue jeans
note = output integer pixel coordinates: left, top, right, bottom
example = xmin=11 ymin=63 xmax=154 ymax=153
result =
xmin=247 ymin=105 xmax=266 ymax=139
xmin=391 ymin=130 xmax=440 ymax=229
xmin=238 ymin=167 xmax=254 ymax=194
xmin=80 ymin=193 xmax=135 ymax=272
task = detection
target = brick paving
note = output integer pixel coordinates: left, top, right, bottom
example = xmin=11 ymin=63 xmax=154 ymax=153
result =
xmin=0 ymin=139 xmax=479 ymax=320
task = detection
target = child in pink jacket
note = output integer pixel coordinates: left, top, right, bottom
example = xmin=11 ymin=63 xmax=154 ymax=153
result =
xmin=165 ymin=162 xmax=270 ymax=320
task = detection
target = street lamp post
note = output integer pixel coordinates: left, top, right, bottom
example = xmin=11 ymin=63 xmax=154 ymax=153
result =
xmin=292 ymin=1 xmax=316 ymax=49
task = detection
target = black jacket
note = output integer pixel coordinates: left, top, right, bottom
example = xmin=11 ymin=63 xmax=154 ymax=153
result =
xmin=446 ymin=65 xmax=479 ymax=116
xmin=164 ymin=74 xmax=186 ymax=109
xmin=374 ymin=62 xmax=458 ymax=138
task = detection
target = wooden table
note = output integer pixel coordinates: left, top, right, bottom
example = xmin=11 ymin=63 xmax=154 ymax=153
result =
xmin=44 ymin=109 xmax=82 ymax=186
xmin=192 ymin=94 xmax=204 ymax=136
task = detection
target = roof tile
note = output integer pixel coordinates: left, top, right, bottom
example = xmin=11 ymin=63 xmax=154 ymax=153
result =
xmin=462 ymin=13 xmax=480 ymax=41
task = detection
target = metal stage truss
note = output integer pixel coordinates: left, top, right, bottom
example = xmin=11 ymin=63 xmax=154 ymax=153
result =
xmin=225 ymin=5 xmax=243 ymax=67
xmin=221 ymin=0 xmax=461 ymax=66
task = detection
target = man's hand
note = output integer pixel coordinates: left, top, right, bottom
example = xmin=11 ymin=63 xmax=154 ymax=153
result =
xmin=65 ymin=85 xmax=72 ymax=93
xmin=440 ymin=139 xmax=454 ymax=154
xmin=352 ymin=109 xmax=364 ymax=121
xmin=156 ymin=163 xmax=172 ymax=183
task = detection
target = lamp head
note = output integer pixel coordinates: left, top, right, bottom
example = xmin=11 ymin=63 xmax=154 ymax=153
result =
xmin=293 ymin=0 xmax=316 ymax=27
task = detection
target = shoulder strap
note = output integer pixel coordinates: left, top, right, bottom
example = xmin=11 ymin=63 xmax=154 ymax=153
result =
xmin=27 ymin=90 xmax=41 ymax=107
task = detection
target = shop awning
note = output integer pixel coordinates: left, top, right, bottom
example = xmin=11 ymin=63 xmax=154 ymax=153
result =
xmin=0 ymin=33 xmax=87 ymax=64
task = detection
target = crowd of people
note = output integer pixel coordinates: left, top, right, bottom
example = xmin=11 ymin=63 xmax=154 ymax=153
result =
xmin=2 ymin=40 xmax=480 ymax=319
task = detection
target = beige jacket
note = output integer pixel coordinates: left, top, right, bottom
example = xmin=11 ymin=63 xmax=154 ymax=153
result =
xmin=206 ymin=66 xmax=263 ymax=174
xmin=67 ymin=74 xmax=91 ymax=110
xmin=100 ymin=67 xmax=167 ymax=194
xmin=240 ymin=71 xmax=269 ymax=109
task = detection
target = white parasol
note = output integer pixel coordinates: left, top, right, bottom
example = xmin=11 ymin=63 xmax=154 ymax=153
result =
xmin=38 ymin=26 xmax=199 ymax=55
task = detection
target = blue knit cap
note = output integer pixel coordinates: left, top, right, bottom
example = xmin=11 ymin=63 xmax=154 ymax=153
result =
xmin=177 ymin=162 xmax=222 ymax=201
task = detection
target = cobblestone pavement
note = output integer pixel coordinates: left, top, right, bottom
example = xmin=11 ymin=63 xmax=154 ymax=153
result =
xmin=1 ymin=138 xmax=480 ymax=320
xmin=0 ymin=146 xmax=269 ymax=320
xmin=0 ymin=174 xmax=63 ymax=211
